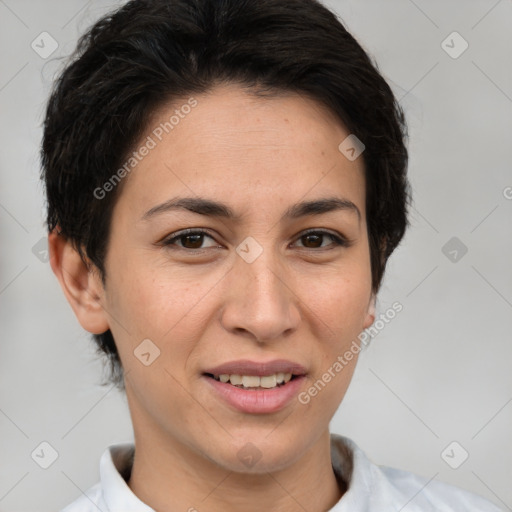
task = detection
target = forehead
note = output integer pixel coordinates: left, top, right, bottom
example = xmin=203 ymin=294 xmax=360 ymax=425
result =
xmin=113 ymin=83 xmax=366 ymax=222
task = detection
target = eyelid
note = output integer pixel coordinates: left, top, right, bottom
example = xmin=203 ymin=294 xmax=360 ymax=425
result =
xmin=293 ymin=228 xmax=351 ymax=248
xmin=160 ymin=228 xmax=220 ymax=248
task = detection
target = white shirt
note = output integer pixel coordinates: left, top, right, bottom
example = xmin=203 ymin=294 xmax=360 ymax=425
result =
xmin=60 ymin=433 xmax=503 ymax=511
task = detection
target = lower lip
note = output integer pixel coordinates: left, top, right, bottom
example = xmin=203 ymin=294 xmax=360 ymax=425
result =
xmin=202 ymin=375 xmax=306 ymax=414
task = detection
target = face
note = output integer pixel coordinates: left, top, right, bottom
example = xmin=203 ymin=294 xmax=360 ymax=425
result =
xmin=80 ymin=83 xmax=374 ymax=473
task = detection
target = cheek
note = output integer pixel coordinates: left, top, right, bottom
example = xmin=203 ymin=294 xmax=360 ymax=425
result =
xmin=106 ymin=263 xmax=217 ymax=378
xmin=108 ymin=256 xmax=204 ymax=334
xmin=302 ymin=267 xmax=372 ymax=338
xmin=297 ymin=348 xmax=358 ymax=432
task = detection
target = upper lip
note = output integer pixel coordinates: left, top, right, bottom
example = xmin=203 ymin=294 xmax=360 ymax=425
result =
xmin=203 ymin=359 xmax=308 ymax=377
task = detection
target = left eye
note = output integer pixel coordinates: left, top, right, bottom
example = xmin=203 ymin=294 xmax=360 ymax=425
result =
xmin=293 ymin=230 xmax=347 ymax=249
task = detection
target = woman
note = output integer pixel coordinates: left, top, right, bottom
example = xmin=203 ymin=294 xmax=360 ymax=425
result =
xmin=41 ymin=0 xmax=502 ymax=510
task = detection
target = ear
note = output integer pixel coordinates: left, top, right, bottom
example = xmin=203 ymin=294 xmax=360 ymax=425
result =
xmin=48 ymin=229 xmax=110 ymax=335
xmin=363 ymin=293 xmax=376 ymax=330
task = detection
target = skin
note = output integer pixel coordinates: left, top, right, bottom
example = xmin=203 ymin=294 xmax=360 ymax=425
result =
xmin=49 ymin=82 xmax=376 ymax=512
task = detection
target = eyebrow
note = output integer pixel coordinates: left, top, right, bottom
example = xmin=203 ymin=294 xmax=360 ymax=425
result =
xmin=140 ymin=196 xmax=361 ymax=223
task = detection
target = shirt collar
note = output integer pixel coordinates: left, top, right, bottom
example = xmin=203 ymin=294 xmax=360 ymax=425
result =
xmin=100 ymin=443 xmax=153 ymax=511
xmin=329 ymin=434 xmax=425 ymax=511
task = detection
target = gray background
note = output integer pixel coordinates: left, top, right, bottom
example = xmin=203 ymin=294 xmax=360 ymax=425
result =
xmin=0 ymin=0 xmax=511 ymax=510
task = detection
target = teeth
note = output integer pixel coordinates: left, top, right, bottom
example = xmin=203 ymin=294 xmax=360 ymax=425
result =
xmin=259 ymin=374 xmax=276 ymax=388
xmin=242 ymin=375 xmax=261 ymax=387
xmin=229 ymin=374 xmax=243 ymax=385
xmin=213 ymin=372 xmax=293 ymax=388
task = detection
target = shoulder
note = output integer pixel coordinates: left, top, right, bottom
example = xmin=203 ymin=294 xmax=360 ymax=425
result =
xmin=379 ymin=465 xmax=504 ymax=512
xmin=330 ymin=434 xmax=503 ymax=512
xmin=59 ymin=442 xmax=151 ymax=511
xmin=59 ymin=481 xmax=105 ymax=512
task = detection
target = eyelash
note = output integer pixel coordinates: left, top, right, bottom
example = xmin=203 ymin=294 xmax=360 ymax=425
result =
xmin=160 ymin=228 xmax=351 ymax=252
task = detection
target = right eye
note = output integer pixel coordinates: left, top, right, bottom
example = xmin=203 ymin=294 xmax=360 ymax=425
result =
xmin=160 ymin=229 xmax=221 ymax=251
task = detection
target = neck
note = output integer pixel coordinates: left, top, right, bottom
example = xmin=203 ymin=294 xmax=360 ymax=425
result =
xmin=127 ymin=427 xmax=345 ymax=512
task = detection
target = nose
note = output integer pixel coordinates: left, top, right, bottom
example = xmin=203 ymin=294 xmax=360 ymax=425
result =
xmin=220 ymin=245 xmax=301 ymax=343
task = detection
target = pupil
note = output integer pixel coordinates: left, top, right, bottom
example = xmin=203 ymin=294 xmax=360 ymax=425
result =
xmin=304 ymin=234 xmax=321 ymax=248
xmin=183 ymin=234 xmax=203 ymax=249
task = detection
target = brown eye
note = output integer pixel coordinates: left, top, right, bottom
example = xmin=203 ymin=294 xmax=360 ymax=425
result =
xmin=162 ymin=229 xmax=219 ymax=250
xmin=180 ymin=233 xmax=205 ymax=249
xmin=294 ymin=230 xmax=348 ymax=249
xmin=300 ymin=233 xmax=323 ymax=248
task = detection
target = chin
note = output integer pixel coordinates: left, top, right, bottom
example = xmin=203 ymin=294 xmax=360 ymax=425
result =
xmin=207 ymin=434 xmax=306 ymax=475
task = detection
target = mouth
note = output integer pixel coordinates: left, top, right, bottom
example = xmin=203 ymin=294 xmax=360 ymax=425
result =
xmin=201 ymin=359 xmax=308 ymax=413
xmin=203 ymin=372 xmax=301 ymax=390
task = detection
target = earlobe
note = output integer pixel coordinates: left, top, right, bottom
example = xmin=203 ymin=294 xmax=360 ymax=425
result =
xmin=48 ymin=229 xmax=110 ymax=335
xmin=363 ymin=294 xmax=376 ymax=330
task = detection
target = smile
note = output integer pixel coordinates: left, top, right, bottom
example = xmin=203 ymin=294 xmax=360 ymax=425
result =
xmin=206 ymin=372 xmax=294 ymax=389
